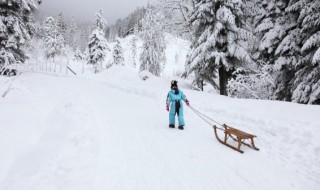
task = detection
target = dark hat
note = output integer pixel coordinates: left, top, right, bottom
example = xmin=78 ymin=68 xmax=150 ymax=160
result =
xmin=171 ymin=80 xmax=178 ymax=89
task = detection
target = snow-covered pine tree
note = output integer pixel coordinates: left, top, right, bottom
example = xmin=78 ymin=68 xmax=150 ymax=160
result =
xmin=33 ymin=21 xmax=44 ymax=40
xmin=253 ymin=0 xmax=289 ymax=63
xmin=87 ymin=9 xmax=110 ymax=73
xmin=96 ymin=9 xmax=106 ymax=31
xmin=113 ymin=37 xmax=125 ymax=65
xmin=43 ymin=16 xmax=66 ymax=62
xmin=252 ymin=0 xmax=300 ymax=101
xmin=78 ymin=21 xmax=91 ymax=51
xmin=104 ymin=6 xmax=148 ymax=40
xmin=140 ymin=8 xmax=166 ymax=76
xmin=186 ymin=0 xmax=254 ymax=95
xmin=56 ymin=12 xmax=67 ymax=43
xmin=120 ymin=19 xmax=129 ymax=37
xmin=43 ymin=17 xmax=59 ymax=62
xmin=221 ymin=0 xmax=273 ymax=98
xmin=66 ymin=17 xmax=77 ymax=50
xmin=0 ymin=0 xmax=41 ymax=68
xmin=240 ymin=0 xmax=320 ymax=104
xmin=288 ymin=0 xmax=320 ymax=104
xmin=24 ymin=20 xmax=45 ymax=65
xmin=131 ymin=35 xmax=138 ymax=68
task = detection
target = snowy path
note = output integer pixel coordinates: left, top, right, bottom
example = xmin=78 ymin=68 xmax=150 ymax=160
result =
xmin=0 ymin=68 xmax=319 ymax=190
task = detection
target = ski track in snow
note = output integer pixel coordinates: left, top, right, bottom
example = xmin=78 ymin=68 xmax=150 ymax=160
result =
xmin=0 ymin=67 xmax=319 ymax=190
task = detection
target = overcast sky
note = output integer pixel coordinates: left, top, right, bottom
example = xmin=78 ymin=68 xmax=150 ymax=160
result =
xmin=36 ymin=0 xmax=151 ymax=25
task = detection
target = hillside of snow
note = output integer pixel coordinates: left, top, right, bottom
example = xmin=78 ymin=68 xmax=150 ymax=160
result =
xmin=0 ymin=66 xmax=319 ymax=190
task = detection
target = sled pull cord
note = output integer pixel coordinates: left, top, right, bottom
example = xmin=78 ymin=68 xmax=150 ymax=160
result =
xmin=188 ymin=105 xmax=224 ymax=130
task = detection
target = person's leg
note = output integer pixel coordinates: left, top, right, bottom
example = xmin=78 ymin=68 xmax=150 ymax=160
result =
xmin=178 ymin=106 xmax=185 ymax=129
xmin=169 ymin=103 xmax=176 ymax=128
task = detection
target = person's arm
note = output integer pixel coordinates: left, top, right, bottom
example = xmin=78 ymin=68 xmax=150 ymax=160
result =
xmin=181 ymin=91 xmax=190 ymax=106
xmin=166 ymin=93 xmax=171 ymax=111
xmin=166 ymin=93 xmax=172 ymax=104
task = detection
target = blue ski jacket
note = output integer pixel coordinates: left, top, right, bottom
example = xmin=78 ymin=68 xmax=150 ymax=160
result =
xmin=166 ymin=89 xmax=188 ymax=126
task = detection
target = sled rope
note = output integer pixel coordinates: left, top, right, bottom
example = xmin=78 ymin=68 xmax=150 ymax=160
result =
xmin=188 ymin=105 xmax=224 ymax=131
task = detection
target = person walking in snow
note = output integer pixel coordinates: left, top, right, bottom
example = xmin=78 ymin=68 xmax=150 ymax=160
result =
xmin=166 ymin=80 xmax=190 ymax=130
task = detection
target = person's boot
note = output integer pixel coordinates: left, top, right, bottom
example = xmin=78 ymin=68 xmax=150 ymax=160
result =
xmin=178 ymin=125 xmax=184 ymax=130
xmin=169 ymin=124 xmax=175 ymax=128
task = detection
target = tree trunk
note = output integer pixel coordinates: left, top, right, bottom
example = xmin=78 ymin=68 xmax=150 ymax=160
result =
xmin=219 ymin=64 xmax=228 ymax=96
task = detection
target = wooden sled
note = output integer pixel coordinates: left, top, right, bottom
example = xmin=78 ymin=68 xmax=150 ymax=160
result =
xmin=213 ymin=124 xmax=259 ymax=153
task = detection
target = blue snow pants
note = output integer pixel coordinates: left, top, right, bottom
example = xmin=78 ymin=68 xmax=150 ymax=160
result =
xmin=166 ymin=89 xmax=187 ymax=126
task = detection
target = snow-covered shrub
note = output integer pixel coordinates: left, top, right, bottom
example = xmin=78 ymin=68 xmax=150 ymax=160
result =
xmin=139 ymin=70 xmax=154 ymax=81
xmin=228 ymin=64 xmax=275 ymax=99
xmin=73 ymin=49 xmax=84 ymax=62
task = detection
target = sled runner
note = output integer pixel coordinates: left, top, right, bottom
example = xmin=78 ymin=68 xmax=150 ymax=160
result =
xmin=213 ymin=124 xmax=259 ymax=153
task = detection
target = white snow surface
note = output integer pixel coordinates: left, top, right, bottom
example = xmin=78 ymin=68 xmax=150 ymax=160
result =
xmin=0 ymin=66 xmax=320 ymax=190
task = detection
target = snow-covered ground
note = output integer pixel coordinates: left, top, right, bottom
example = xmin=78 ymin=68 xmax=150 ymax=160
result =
xmin=0 ymin=66 xmax=319 ymax=190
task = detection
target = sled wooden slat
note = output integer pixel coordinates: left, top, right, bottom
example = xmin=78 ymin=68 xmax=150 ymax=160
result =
xmin=213 ymin=124 xmax=259 ymax=153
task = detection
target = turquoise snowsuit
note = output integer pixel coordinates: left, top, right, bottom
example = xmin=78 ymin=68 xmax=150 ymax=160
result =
xmin=166 ymin=89 xmax=187 ymax=126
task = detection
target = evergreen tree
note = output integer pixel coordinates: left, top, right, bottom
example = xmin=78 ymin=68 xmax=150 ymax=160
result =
xmin=252 ymin=0 xmax=320 ymax=104
xmin=96 ymin=9 xmax=106 ymax=31
xmin=140 ymin=8 xmax=166 ymax=76
xmin=186 ymin=0 xmax=254 ymax=95
xmin=252 ymin=0 xmax=299 ymax=101
xmin=105 ymin=6 xmax=147 ymax=41
xmin=33 ymin=21 xmax=45 ymax=40
xmin=56 ymin=11 xmax=67 ymax=42
xmin=0 ymin=0 xmax=41 ymax=67
xmin=66 ymin=17 xmax=78 ymax=50
xmin=43 ymin=17 xmax=58 ymax=61
xmin=43 ymin=17 xmax=64 ymax=62
xmin=120 ymin=18 xmax=129 ymax=37
xmin=253 ymin=0 xmax=290 ymax=63
xmin=78 ymin=21 xmax=92 ymax=52
xmin=288 ymin=0 xmax=320 ymax=104
xmin=131 ymin=36 xmax=138 ymax=68
xmin=113 ymin=38 xmax=125 ymax=65
xmin=87 ymin=9 xmax=110 ymax=73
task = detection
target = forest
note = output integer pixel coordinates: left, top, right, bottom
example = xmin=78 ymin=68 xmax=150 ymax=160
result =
xmin=0 ymin=0 xmax=319 ymax=104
